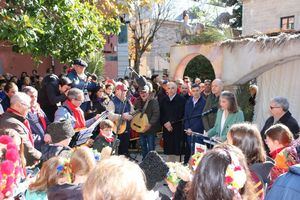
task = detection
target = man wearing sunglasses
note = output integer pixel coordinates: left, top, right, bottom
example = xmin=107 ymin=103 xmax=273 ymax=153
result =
xmin=261 ymin=96 xmax=299 ymax=140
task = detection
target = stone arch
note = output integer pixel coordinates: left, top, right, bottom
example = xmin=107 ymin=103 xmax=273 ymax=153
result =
xmin=169 ymin=44 xmax=223 ymax=80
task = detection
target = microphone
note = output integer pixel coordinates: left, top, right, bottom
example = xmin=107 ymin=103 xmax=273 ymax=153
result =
xmin=128 ymin=66 xmax=147 ymax=87
xmin=201 ymin=106 xmax=218 ymax=116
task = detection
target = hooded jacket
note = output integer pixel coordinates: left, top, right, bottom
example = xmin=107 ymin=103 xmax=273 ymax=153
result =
xmin=266 ymin=164 xmax=300 ymax=200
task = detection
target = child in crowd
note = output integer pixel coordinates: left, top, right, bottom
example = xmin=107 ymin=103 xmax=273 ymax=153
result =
xmin=92 ymin=119 xmax=116 ymax=157
xmin=27 ymin=146 xmax=96 ymax=200
xmin=70 ymin=146 xmax=96 ymax=185
xmin=40 ymin=120 xmax=75 ymax=162
xmin=26 ymin=157 xmax=71 ymax=200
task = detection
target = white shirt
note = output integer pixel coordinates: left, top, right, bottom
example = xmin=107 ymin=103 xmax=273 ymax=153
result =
xmin=192 ymin=97 xmax=200 ymax=107
xmin=169 ymin=94 xmax=177 ymax=101
xmin=220 ymin=110 xmax=227 ymax=134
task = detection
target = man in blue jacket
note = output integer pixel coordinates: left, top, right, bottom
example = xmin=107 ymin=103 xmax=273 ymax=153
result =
xmin=67 ymin=59 xmax=97 ymax=112
xmin=184 ymin=83 xmax=206 ymax=163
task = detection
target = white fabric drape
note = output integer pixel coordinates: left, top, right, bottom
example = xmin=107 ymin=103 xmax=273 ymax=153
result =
xmin=254 ymin=59 xmax=300 ymax=130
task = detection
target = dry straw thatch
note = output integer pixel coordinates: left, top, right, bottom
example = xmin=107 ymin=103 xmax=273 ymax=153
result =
xmin=221 ymin=32 xmax=300 ymax=51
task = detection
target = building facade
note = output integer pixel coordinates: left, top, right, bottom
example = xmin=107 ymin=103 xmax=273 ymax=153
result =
xmin=243 ymin=0 xmax=300 ymax=35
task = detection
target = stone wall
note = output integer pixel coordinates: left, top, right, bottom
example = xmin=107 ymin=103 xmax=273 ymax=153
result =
xmin=243 ymin=0 xmax=300 ymax=35
xmin=139 ymin=21 xmax=181 ymax=76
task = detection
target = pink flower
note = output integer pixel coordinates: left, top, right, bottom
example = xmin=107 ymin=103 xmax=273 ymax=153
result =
xmin=0 ymin=135 xmax=13 ymax=145
xmin=5 ymin=149 xmax=19 ymax=162
xmin=6 ymin=143 xmax=18 ymax=151
xmin=1 ymin=160 xmax=14 ymax=175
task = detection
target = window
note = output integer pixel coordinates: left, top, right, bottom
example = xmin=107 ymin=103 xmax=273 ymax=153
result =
xmin=280 ymin=16 xmax=295 ymax=30
xmin=118 ymin=25 xmax=128 ymax=44
xmin=105 ymin=55 xmax=118 ymax=61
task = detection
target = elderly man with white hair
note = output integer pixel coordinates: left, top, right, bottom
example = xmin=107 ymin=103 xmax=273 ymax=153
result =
xmin=202 ymin=78 xmax=224 ymax=131
xmin=23 ymin=86 xmax=51 ymax=151
xmin=261 ymin=97 xmax=300 ymax=139
xmin=160 ymin=81 xmax=186 ymax=162
xmin=0 ymin=92 xmax=42 ymax=166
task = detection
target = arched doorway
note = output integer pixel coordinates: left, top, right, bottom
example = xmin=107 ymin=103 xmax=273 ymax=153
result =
xmin=184 ymin=55 xmax=215 ymax=81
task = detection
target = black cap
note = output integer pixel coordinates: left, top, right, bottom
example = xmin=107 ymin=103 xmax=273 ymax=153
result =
xmin=73 ymin=59 xmax=88 ymax=67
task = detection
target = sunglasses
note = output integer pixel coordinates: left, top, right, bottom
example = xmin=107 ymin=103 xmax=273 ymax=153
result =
xmin=270 ymin=106 xmax=281 ymax=110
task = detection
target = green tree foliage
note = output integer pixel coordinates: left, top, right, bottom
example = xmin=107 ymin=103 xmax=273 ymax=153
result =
xmin=85 ymin=51 xmax=104 ymax=77
xmin=184 ymin=55 xmax=215 ymax=81
xmin=0 ymin=0 xmax=121 ymax=64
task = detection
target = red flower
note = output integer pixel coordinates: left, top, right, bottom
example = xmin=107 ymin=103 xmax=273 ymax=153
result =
xmin=234 ymin=166 xmax=242 ymax=171
xmin=225 ymin=176 xmax=233 ymax=184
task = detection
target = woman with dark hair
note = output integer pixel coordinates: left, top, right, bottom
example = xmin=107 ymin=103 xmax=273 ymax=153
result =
xmin=86 ymin=84 xmax=109 ymax=120
xmin=207 ymin=91 xmax=244 ymax=141
xmin=227 ymin=123 xmax=274 ymax=198
xmin=265 ymin=124 xmax=298 ymax=184
xmin=187 ymin=144 xmax=256 ymax=200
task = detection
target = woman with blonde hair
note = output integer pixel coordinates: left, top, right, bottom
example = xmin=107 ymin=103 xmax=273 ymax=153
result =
xmin=83 ymin=156 xmax=158 ymax=200
xmin=26 ymin=157 xmax=73 ymax=200
xmin=70 ymin=146 xmax=96 ymax=184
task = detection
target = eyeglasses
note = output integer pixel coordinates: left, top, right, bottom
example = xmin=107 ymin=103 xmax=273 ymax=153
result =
xmin=270 ymin=106 xmax=281 ymax=110
xmin=74 ymin=98 xmax=84 ymax=103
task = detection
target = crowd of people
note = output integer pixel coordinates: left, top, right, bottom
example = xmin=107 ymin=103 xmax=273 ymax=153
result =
xmin=0 ymin=59 xmax=300 ymax=200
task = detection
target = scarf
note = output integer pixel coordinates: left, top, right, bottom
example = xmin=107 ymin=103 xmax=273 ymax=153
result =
xmin=65 ymin=100 xmax=86 ymax=129
xmin=100 ymin=130 xmax=114 ymax=143
xmin=270 ymin=147 xmax=286 ymax=159
xmin=7 ymin=108 xmax=34 ymax=147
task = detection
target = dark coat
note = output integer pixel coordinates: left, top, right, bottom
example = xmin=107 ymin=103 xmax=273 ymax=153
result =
xmin=47 ymin=184 xmax=83 ymax=200
xmin=134 ymin=97 xmax=160 ymax=134
xmin=160 ymin=94 xmax=186 ymax=155
xmin=184 ymin=96 xmax=206 ymax=133
xmin=202 ymin=93 xmax=219 ymax=131
xmin=261 ymin=111 xmax=300 ymax=139
xmin=38 ymin=74 xmax=67 ymax=122
xmin=92 ymin=135 xmax=114 ymax=153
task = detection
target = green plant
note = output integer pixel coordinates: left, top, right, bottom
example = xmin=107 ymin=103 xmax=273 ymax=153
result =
xmin=184 ymin=55 xmax=215 ymax=81
xmin=0 ymin=0 xmax=120 ymax=65
xmin=85 ymin=51 xmax=104 ymax=77
xmin=187 ymin=27 xmax=228 ymax=45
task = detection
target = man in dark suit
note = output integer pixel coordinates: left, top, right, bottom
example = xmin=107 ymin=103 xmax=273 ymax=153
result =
xmin=160 ymin=82 xmax=186 ymax=162
xmin=184 ymin=84 xmax=206 ymax=163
